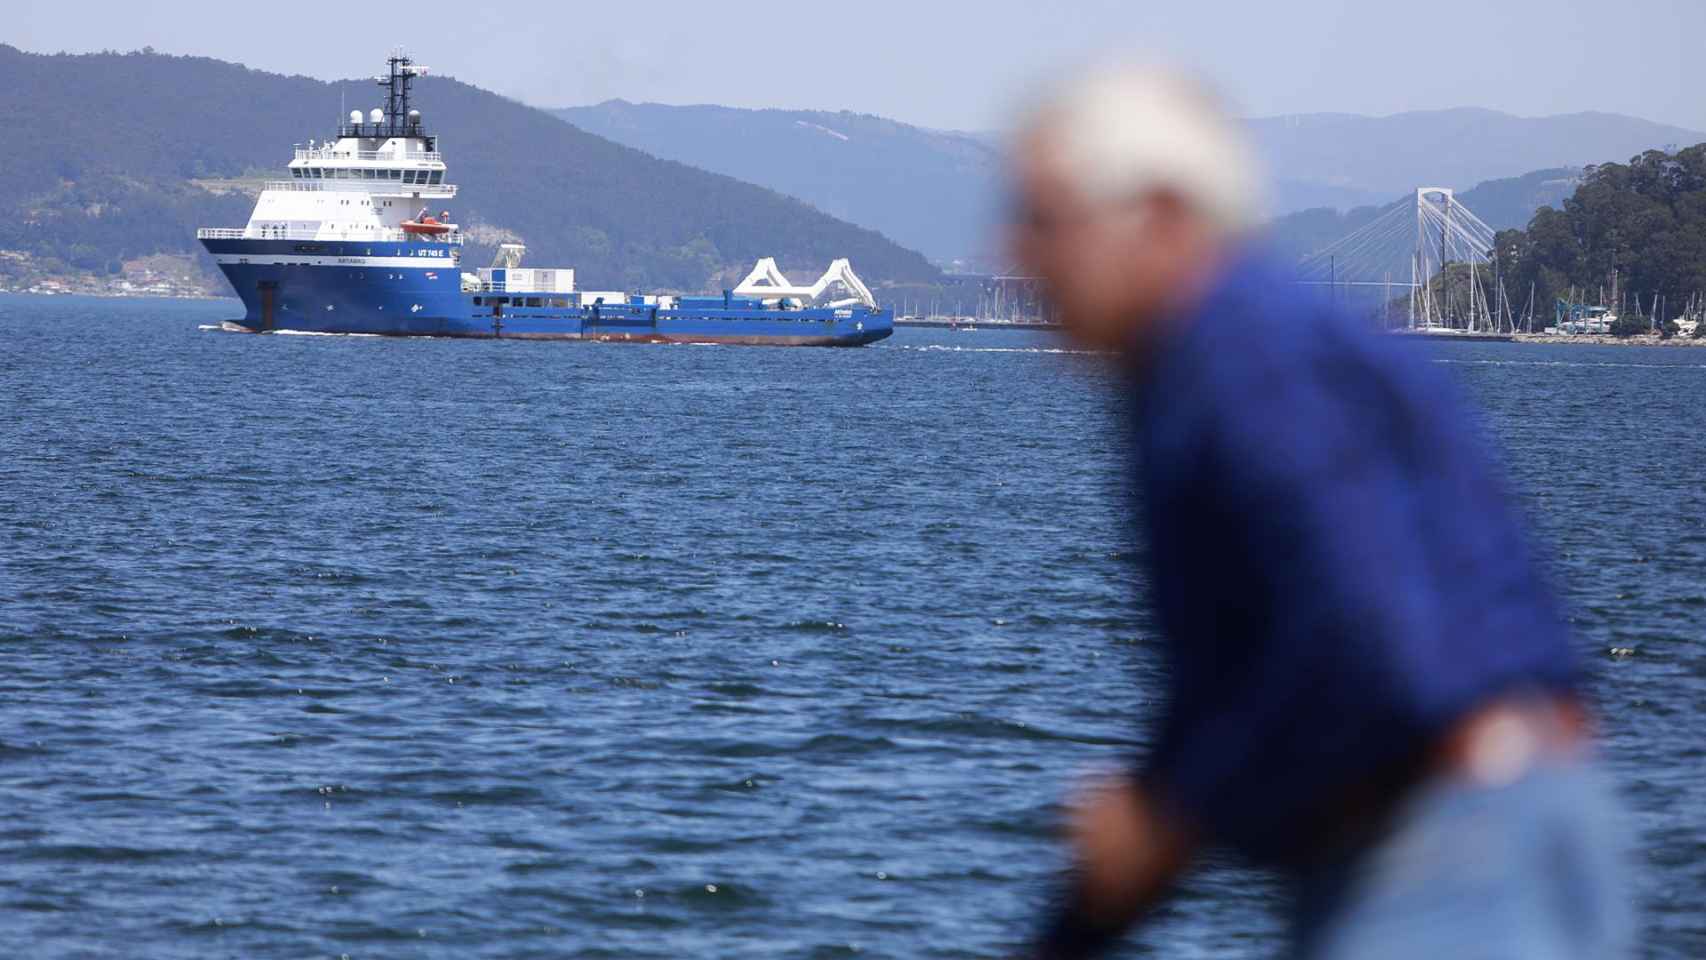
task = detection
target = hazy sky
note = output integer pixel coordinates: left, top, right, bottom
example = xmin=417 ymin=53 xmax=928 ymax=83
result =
xmin=10 ymin=0 xmax=1706 ymax=132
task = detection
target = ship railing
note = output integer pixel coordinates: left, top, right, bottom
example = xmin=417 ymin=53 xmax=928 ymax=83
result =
xmin=262 ymin=180 xmax=391 ymax=192
xmin=336 ymin=122 xmax=430 ymax=140
xmin=259 ymin=180 xmax=458 ymax=197
xmin=476 ymin=282 xmax=581 ymax=294
xmin=294 ymin=148 xmax=444 ymax=163
xmin=197 ymin=227 xmax=464 ymax=245
xmin=473 ymin=282 xmax=580 ymax=293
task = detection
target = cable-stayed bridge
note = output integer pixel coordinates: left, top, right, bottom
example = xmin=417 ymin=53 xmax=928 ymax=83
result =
xmin=1295 ymin=188 xmax=1518 ymax=330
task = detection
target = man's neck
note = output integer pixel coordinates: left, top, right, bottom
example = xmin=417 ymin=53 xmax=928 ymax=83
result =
xmin=1125 ymin=240 xmax=1237 ymax=378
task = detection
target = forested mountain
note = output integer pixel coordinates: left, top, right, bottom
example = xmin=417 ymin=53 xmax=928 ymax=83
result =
xmin=1496 ymin=144 xmax=1706 ymax=324
xmin=0 ymin=45 xmax=939 ymax=292
xmin=9 ymin=42 xmax=1695 ymax=300
xmin=556 ymin=101 xmax=1002 ymax=265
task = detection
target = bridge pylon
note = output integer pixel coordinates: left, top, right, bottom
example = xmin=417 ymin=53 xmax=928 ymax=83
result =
xmin=1295 ymin=186 xmax=1501 ymax=329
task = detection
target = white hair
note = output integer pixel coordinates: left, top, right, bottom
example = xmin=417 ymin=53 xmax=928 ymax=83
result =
xmin=1025 ymin=63 xmax=1264 ymax=236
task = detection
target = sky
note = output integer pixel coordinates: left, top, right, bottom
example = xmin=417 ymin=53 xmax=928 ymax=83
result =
xmin=9 ymin=0 xmax=1706 ymax=133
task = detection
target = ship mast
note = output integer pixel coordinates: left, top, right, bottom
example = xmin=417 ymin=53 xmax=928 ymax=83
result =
xmin=378 ymin=51 xmax=426 ymax=138
xmin=339 ymin=50 xmax=431 ymax=143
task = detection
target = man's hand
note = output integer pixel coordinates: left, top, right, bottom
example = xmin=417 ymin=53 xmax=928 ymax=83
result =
xmin=1067 ymin=776 xmax=1195 ymax=928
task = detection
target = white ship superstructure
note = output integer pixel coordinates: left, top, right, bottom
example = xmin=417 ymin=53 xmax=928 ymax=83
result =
xmin=200 ymin=52 xmax=461 ymax=250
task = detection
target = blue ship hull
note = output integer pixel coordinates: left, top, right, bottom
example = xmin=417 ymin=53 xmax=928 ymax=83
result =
xmin=201 ymin=239 xmax=892 ymax=346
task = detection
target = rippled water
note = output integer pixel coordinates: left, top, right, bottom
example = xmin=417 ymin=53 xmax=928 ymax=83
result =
xmin=2 ymin=295 xmax=1702 ymax=958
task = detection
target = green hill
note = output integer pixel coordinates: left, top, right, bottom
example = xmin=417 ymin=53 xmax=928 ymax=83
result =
xmin=1497 ymin=144 xmax=1706 ymax=328
xmin=0 ymin=45 xmax=940 ymax=293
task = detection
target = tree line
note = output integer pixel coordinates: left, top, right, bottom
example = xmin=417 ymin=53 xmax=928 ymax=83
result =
xmin=1493 ymin=144 xmax=1706 ymax=336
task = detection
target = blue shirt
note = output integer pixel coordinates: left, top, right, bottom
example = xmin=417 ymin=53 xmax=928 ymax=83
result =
xmin=1133 ymin=253 xmax=1577 ymax=866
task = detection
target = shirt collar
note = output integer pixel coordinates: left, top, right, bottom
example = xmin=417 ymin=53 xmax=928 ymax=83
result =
xmin=1129 ymin=244 xmax=1275 ymax=409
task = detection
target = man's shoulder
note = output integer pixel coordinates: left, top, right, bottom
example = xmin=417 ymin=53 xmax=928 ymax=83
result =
xmin=1192 ymin=254 xmax=1434 ymax=389
xmin=1162 ymin=254 xmax=1458 ymax=466
xmin=1177 ymin=257 xmax=1347 ymax=391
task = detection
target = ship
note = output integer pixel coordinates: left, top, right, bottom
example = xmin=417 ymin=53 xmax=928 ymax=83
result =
xmin=197 ymin=53 xmax=893 ymax=347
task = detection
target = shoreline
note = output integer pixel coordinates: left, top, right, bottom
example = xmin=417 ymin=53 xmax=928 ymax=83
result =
xmin=2 ymin=293 xmax=1701 ymax=347
xmin=894 ymin=318 xmax=1059 ymax=331
xmin=0 ymin=289 xmax=228 ymax=303
xmin=1391 ymin=327 xmax=1706 ymax=347
xmin=1510 ymin=332 xmax=1706 ymax=347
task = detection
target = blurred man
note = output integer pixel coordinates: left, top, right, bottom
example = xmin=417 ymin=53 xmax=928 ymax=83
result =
xmin=1010 ymin=66 xmax=1631 ymax=959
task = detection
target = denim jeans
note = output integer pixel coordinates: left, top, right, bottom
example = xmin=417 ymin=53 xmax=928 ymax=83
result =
xmin=1292 ymin=760 xmax=1634 ymax=960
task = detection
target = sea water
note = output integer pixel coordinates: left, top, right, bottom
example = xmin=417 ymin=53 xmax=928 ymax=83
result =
xmin=2 ymin=295 xmax=1702 ymax=957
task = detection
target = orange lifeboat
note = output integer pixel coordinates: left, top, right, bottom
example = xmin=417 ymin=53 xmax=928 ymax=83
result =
xmin=401 ymin=215 xmax=453 ymax=237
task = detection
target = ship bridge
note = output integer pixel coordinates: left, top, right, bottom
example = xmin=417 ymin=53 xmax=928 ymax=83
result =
xmin=285 ymin=53 xmax=450 ymax=196
xmin=205 ymin=50 xmax=462 ymax=245
xmin=285 ymin=139 xmax=451 ymax=196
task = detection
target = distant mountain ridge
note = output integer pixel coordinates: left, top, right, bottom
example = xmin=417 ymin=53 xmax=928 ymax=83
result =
xmin=0 ymin=45 xmax=939 ymax=293
xmin=1249 ymin=107 xmax=1704 ymax=212
xmin=7 ymin=45 xmax=1695 ymax=295
xmin=557 ymin=101 xmax=1703 ymax=267
xmin=555 ymin=101 xmax=1003 ymax=266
